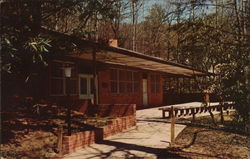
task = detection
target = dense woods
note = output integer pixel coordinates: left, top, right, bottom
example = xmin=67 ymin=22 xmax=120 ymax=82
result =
xmin=1 ymin=0 xmax=249 ymax=121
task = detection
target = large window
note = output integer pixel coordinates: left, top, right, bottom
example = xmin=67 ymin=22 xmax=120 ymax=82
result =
xmin=50 ymin=61 xmax=77 ymax=96
xmin=110 ymin=69 xmax=139 ymax=94
xmin=151 ymin=74 xmax=160 ymax=93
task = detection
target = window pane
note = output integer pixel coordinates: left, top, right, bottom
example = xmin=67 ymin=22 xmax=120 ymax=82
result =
xmin=133 ymin=72 xmax=139 ymax=82
xmin=119 ymin=70 xmax=126 ymax=81
xmin=151 ymin=83 xmax=155 ymax=93
xmin=134 ymin=82 xmax=139 ymax=93
xmin=90 ymin=78 xmax=94 ymax=94
xmin=127 ymin=71 xmax=133 ymax=82
xmin=110 ymin=69 xmax=118 ymax=80
xmin=111 ymin=81 xmax=118 ymax=93
xmin=119 ymin=81 xmax=126 ymax=93
xmin=51 ymin=78 xmax=64 ymax=94
xmin=150 ymin=75 xmax=153 ymax=82
xmin=80 ymin=78 xmax=87 ymax=94
xmin=165 ymin=78 xmax=171 ymax=91
xmin=127 ymin=82 xmax=133 ymax=93
xmin=178 ymin=78 xmax=183 ymax=93
xmin=155 ymin=75 xmax=160 ymax=82
xmin=51 ymin=63 xmax=63 ymax=77
xmin=67 ymin=79 xmax=77 ymax=94
xmin=190 ymin=79 xmax=194 ymax=93
xmin=71 ymin=68 xmax=77 ymax=78
xmin=171 ymin=78 xmax=177 ymax=93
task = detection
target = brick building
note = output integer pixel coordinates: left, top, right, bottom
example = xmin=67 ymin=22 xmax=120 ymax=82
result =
xmin=3 ymin=29 xmax=211 ymax=110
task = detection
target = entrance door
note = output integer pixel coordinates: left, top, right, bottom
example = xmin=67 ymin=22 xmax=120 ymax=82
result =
xmin=142 ymin=79 xmax=148 ymax=105
xmin=79 ymin=74 xmax=94 ymax=100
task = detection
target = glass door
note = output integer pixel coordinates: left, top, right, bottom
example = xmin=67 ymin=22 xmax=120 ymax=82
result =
xmin=79 ymin=74 xmax=94 ymax=99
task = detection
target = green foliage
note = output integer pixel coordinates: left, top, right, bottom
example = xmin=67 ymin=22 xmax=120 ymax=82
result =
xmin=215 ymin=57 xmax=250 ymax=123
xmin=1 ymin=26 xmax=52 ymax=75
xmin=1 ymin=0 xmax=119 ymax=76
xmin=72 ymin=28 xmax=96 ymax=39
xmin=134 ymin=0 xmax=250 ymax=122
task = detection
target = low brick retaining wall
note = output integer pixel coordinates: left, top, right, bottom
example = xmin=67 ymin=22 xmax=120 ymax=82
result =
xmin=62 ymin=130 xmax=95 ymax=155
xmin=62 ymin=115 xmax=136 ymax=155
xmin=100 ymin=115 xmax=136 ymax=138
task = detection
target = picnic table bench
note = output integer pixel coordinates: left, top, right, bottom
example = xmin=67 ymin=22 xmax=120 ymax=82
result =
xmin=159 ymin=103 xmax=234 ymax=119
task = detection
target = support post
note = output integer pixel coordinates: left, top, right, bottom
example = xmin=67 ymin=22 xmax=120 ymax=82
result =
xmin=170 ymin=106 xmax=175 ymax=146
xmin=162 ymin=110 xmax=165 ymax=118
xmin=66 ymin=77 xmax=72 ymax=136
xmin=92 ymin=46 xmax=97 ymax=105
xmin=57 ymin=126 xmax=63 ymax=154
xmin=191 ymin=108 xmax=195 ymax=121
xmin=220 ymin=103 xmax=224 ymax=124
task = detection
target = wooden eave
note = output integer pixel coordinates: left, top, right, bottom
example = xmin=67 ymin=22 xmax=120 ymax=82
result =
xmin=69 ymin=46 xmax=212 ymax=77
xmin=41 ymin=28 xmax=212 ymax=77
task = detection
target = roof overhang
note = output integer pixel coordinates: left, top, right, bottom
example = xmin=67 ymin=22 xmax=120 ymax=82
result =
xmin=68 ymin=45 xmax=212 ymax=77
xmin=41 ymin=28 xmax=212 ymax=77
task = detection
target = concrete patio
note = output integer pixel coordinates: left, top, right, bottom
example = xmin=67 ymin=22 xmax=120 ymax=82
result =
xmin=63 ymin=102 xmax=219 ymax=159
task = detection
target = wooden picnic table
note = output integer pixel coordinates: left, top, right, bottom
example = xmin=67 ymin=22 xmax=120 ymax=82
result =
xmin=163 ymin=102 xmax=234 ymax=146
xmin=159 ymin=103 xmax=234 ymax=119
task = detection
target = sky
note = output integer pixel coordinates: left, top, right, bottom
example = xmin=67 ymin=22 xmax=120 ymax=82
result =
xmin=123 ymin=0 xmax=216 ymax=23
xmin=122 ymin=0 xmax=167 ymax=23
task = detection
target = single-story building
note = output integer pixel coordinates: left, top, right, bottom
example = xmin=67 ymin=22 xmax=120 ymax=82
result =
xmin=3 ymin=29 xmax=212 ymax=110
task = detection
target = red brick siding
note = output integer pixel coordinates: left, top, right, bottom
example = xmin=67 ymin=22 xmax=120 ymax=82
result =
xmin=98 ymin=68 xmax=163 ymax=107
xmin=147 ymin=74 xmax=163 ymax=106
xmin=45 ymin=62 xmax=164 ymax=108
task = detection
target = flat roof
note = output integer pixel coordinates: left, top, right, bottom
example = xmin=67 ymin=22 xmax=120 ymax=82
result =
xmin=69 ymin=45 xmax=212 ymax=77
xmin=42 ymin=28 xmax=212 ymax=77
xmin=102 ymin=46 xmax=211 ymax=77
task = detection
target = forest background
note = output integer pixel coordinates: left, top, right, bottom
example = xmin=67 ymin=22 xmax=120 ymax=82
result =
xmin=1 ymin=0 xmax=249 ymax=122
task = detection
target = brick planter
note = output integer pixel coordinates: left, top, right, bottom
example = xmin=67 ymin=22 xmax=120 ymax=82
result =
xmin=61 ymin=115 xmax=136 ymax=155
xmin=62 ymin=130 xmax=96 ymax=154
xmin=100 ymin=115 xmax=136 ymax=138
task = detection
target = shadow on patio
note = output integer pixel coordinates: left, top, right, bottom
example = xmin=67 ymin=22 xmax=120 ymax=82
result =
xmin=64 ymin=138 xmax=226 ymax=159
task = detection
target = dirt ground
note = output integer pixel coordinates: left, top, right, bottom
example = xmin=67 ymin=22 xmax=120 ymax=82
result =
xmin=0 ymin=107 xmax=113 ymax=158
xmin=1 ymin=106 xmax=249 ymax=159
xmin=167 ymin=114 xmax=250 ymax=159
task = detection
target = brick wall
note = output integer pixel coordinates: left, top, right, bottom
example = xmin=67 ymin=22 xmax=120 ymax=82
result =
xmin=147 ymin=73 xmax=163 ymax=106
xmin=99 ymin=115 xmax=136 ymax=139
xmin=73 ymin=102 xmax=136 ymax=117
xmin=62 ymin=131 xmax=95 ymax=155
xmin=98 ymin=68 xmax=164 ymax=108
xmin=61 ymin=115 xmax=136 ymax=155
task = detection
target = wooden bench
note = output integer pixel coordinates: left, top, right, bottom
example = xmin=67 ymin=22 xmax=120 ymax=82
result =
xmin=159 ymin=107 xmax=172 ymax=118
xmin=159 ymin=103 xmax=234 ymax=119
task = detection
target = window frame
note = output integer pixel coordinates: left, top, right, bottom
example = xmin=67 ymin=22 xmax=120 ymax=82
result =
xmin=50 ymin=60 xmax=78 ymax=96
xmin=110 ymin=68 xmax=139 ymax=94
